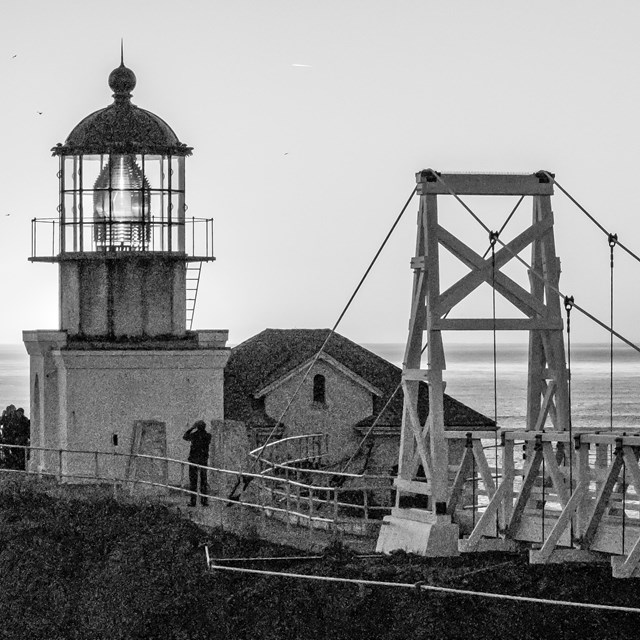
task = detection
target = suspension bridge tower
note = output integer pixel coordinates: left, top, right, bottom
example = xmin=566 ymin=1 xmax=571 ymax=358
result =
xmin=378 ymin=170 xmax=570 ymax=555
xmin=23 ymin=56 xmax=229 ymax=481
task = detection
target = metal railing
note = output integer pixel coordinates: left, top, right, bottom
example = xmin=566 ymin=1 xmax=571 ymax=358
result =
xmin=30 ymin=216 xmax=214 ymax=260
xmin=249 ymin=433 xmax=330 ymax=470
xmin=0 ymin=442 xmax=394 ymax=535
xmin=22 ymin=427 xmax=639 ymax=545
xmin=247 ymin=433 xmax=396 ymax=529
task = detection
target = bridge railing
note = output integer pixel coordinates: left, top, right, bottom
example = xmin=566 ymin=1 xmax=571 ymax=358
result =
xmin=450 ymin=429 xmax=640 ymax=576
xmin=247 ymin=433 xmax=397 ymax=527
xmin=248 ymin=433 xmax=330 ymax=471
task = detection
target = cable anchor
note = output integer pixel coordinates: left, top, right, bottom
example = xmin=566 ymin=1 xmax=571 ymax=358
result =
xmin=609 ymin=233 xmax=618 ymax=268
xmin=564 ymin=296 xmax=574 ymax=315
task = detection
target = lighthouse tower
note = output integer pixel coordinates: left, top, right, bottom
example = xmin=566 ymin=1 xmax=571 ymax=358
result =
xmin=23 ymin=57 xmax=229 ymax=481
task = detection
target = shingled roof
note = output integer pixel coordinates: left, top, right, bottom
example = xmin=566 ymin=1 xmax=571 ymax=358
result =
xmin=224 ymin=329 xmax=495 ymax=430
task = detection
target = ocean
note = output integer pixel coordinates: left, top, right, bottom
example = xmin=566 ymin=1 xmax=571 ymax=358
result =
xmin=0 ymin=345 xmax=29 ymax=413
xmin=3 ymin=343 xmax=640 ymax=432
xmin=365 ymin=342 xmax=640 ymax=431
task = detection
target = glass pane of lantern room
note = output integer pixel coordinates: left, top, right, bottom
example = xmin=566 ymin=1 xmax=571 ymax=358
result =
xmin=63 ymin=157 xmax=78 ymax=192
xmin=171 ymin=157 xmax=185 ymax=192
xmin=143 ymin=155 xmax=162 ymax=191
xmin=148 ymin=192 xmax=163 ymax=251
xmin=81 ymin=155 xmax=105 ymax=194
xmin=63 ymin=193 xmax=78 ymax=252
xmin=170 ymin=192 xmax=185 ymax=252
xmin=82 ymin=192 xmax=95 ymax=251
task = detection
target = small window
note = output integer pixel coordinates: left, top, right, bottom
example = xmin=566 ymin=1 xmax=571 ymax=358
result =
xmin=313 ymin=374 xmax=326 ymax=404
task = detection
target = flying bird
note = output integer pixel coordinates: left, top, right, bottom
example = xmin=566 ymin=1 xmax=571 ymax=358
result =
xmin=10 ymin=54 xmax=17 ymax=59
xmin=36 ymin=111 xmax=43 ymax=115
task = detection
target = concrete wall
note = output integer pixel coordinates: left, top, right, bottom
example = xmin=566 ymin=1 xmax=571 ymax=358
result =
xmin=23 ymin=331 xmax=67 ymax=474
xmin=60 ymin=256 xmax=186 ymax=337
xmin=61 ymin=349 xmax=227 ymax=483
xmin=262 ymin=359 xmax=375 ymax=467
xmin=210 ymin=419 xmax=251 ymax=495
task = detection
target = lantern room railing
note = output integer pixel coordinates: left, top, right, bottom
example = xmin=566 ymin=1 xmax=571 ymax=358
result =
xmin=30 ymin=216 xmax=214 ymax=262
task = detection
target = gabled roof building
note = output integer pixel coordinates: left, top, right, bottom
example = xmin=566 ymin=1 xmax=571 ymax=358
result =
xmin=225 ymin=329 xmax=494 ymax=474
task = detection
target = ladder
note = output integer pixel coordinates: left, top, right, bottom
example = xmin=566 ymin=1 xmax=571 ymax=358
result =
xmin=185 ymin=262 xmax=203 ymax=330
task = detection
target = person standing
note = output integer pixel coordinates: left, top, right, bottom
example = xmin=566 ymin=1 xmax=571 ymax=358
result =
xmin=183 ymin=420 xmax=211 ymax=507
xmin=1 ymin=406 xmax=18 ymax=469
xmin=14 ymin=408 xmax=30 ymax=470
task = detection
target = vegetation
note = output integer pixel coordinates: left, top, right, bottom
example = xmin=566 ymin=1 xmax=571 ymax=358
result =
xmin=1 ymin=477 xmax=640 ymax=639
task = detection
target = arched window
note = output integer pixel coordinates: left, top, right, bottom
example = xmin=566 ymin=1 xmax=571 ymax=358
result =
xmin=313 ymin=374 xmax=326 ymax=404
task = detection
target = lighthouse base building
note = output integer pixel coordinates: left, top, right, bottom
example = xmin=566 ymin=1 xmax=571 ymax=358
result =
xmin=23 ymin=330 xmax=228 ymax=483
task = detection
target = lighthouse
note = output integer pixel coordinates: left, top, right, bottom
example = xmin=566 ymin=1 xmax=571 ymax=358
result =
xmin=23 ymin=56 xmax=229 ymax=482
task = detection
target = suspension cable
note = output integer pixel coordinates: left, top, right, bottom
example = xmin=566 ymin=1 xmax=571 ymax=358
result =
xmin=341 ymin=337 xmax=432 ymax=475
xmin=564 ymin=294 xmax=574 ymax=547
xmin=254 ymin=187 xmax=416 ymax=462
xmin=623 ymin=451 xmax=627 ymax=555
xmin=431 ymin=172 xmax=640 ymax=356
xmin=490 ymin=229 xmax=500 ymax=536
xmin=227 ymin=187 xmax=417 ymax=500
xmin=481 ymin=196 xmax=525 ymax=260
xmin=609 ymin=233 xmax=617 ymax=432
xmin=541 ymin=444 xmax=546 ymax=544
xmin=490 ymin=230 xmax=499 ymax=428
xmin=541 ymin=172 xmax=640 ymax=266
xmin=344 ymin=213 xmax=511 ymax=475
xmin=339 ymin=382 xmax=403 ymax=474
xmin=346 ymin=202 xmax=517 ymax=474
xmin=472 ymin=450 xmax=476 ymax=530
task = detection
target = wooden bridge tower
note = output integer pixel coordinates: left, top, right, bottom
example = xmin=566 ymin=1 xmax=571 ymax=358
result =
xmin=377 ymin=170 xmax=570 ymax=555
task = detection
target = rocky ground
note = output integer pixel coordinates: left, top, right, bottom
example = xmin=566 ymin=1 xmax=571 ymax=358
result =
xmin=1 ymin=477 xmax=639 ymax=639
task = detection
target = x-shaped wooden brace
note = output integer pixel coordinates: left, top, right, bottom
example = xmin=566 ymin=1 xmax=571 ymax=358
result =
xmin=401 ymin=381 xmax=433 ymax=482
xmin=436 ymin=215 xmax=554 ymax=319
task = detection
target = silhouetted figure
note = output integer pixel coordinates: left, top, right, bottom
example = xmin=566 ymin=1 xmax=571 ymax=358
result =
xmin=13 ymin=408 xmax=30 ymax=470
xmin=0 ymin=405 xmax=16 ymax=436
xmin=0 ymin=405 xmax=19 ymax=469
xmin=183 ymin=420 xmax=211 ymax=506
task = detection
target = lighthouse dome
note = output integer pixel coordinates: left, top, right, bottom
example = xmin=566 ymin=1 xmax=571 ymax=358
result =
xmin=52 ymin=61 xmax=192 ymax=157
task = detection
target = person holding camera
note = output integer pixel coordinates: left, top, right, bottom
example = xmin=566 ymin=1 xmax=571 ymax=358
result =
xmin=183 ymin=420 xmax=211 ymax=507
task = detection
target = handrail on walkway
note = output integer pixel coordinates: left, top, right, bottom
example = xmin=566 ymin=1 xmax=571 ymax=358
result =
xmin=0 ymin=442 xmax=393 ymax=532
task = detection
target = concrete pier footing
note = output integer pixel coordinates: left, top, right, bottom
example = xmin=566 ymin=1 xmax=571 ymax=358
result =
xmin=376 ymin=508 xmax=460 ymax=556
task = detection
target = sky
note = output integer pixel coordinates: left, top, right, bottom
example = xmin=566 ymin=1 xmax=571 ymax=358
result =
xmin=2 ymin=0 xmax=640 ymax=350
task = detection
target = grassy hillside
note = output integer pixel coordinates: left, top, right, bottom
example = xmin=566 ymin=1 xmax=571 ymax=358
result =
xmin=1 ymin=478 xmax=640 ymax=639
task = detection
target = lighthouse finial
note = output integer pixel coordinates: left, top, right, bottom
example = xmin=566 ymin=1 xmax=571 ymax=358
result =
xmin=109 ymin=41 xmax=136 ymax=99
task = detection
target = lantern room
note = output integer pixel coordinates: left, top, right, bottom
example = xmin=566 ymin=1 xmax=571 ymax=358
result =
xmin=31 ymin=57 xmax=214 ymax=338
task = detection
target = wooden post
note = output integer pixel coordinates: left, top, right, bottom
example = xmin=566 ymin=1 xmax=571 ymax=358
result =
xmin=526 ymin=194 xmax=569 ymax=432
xmin=424 ymin=191 xmax=449 ymax=515
xmin=285 ymin=478 xmax=291 ymax=530
xmin=501 ymin=437 xmax=515 ymax=529
xmin=363 ymin=488 xmax=369 ymax=521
